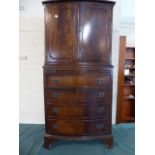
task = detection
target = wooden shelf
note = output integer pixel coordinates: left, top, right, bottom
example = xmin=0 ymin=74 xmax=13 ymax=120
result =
xmin=124 ymin=84 xmax=135 ymax=86
xmin=123 ymin=96 xmax=135 ymax=100
xmin=126 ymin=46 xmax=135 ymax=49
xmin=124 ymin=67 xmax=135 ymax=69
xmin=124 ymin=74 xmax=135 ymax=77
xmin=125 ymin=58 xmax=135 ymax=60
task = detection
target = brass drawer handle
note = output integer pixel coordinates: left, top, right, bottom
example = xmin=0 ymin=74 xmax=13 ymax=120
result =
xmin=52 ymin=93 xmax=60 ymax=98
xmin=98 ymin=92 xmax=104 ymax=98
xmin=96 ymin=123 xmax=104 ymax=129
xmin=52 ymin=107 xmax=60 ymax=113
xmin=53 ymin=124 xmax=60 ymax=129
xmin=97 ymin=78 xmax=104 ymax=85
xmin=52 ymin=79 xmax=60 ymax=84
xmin=97 ymin=106 xmax=104 ymax=113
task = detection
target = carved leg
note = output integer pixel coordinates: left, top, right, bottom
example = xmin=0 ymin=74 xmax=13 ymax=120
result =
xmin=44 ymin=138 xmax=50 ymax=149
xmin=102 ymin=136 xmax=113 ymax=149
xmin=44 ymin=135 xmax=57 ymax=149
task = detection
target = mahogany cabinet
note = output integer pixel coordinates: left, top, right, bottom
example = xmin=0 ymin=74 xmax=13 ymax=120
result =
xmin=42 ymin=0 xmax=115 ymax=149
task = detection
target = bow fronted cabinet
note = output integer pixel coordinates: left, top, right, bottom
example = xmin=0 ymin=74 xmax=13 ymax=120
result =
xmin=42 ymin=0 xmax=115 ymax=149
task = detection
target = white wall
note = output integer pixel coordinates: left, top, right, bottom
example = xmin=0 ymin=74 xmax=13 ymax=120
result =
xmin=111 ymin=0 xmax=121 ymax=124
xmin=19 ymin=0 xmax=134 ymax=124
xmin=120 ymin=0 xmax=135 ymax=46
xmin=19 ymin=0 xmax=44 ymax=123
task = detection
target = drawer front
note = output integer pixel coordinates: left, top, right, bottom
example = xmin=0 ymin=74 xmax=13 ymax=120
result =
xmin=46 ymin=118 xmax=111 ymax=135
xmin=46 ymin=103 xmax=111 ymax=118
xmin=46 ymin=73 xmax=111 ymax=89
xmin=46 ymin=90 xmax=111 ymax=104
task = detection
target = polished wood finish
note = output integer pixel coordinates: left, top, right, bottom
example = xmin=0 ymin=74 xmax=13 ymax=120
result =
xmin=46 ymin=73 xmax=111 ymax=89
xmin=78 ymin=3 xmax=112 ymax=63
xmin=46 ymin=89 xmax=112 ymax=104
xmin=42 ymin=0 xmax=115 ymax=149
xmin=46 ymin=118 xmax=111 ymax=135
xmin=44 ymin=2 xmax=114 ymax=65
xmin=46 ymin=103 xmax=111 ymax=118
xmin=45 ymin=3 xmax=78 ymax=63
xmin=116 ymin=36 xmax=135 ymax=123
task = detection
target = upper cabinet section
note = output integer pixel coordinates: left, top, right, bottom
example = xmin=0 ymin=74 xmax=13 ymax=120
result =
xmin=43 ymin=1 xmax=115 ymax=65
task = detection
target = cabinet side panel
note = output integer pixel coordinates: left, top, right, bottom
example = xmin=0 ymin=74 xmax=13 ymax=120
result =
xmin=116 ymin=36 xmax=126 ymax=123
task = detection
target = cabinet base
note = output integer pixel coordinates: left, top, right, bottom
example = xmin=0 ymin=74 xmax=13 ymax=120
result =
xmin=44 ymin=133 xmax=113 ymax=149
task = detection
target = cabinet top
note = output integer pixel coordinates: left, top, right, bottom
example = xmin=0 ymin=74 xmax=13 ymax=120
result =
xmin=42 ymin=0 xmax=116 ymax=5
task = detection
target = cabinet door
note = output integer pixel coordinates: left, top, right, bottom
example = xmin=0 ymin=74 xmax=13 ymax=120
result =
xmin=78 ymin=4 xmax=112 ymax=64
xmin=45 ymin=4 xmax=78 ymax=63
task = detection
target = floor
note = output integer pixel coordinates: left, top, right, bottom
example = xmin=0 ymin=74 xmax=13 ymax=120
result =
xmin=19 ymin=123 xmax=135 ymax=155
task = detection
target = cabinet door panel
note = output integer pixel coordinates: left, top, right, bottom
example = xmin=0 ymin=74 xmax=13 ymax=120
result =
xmin=45 ymin=4 xmax=78 ymax=63
xmin=78 ymin=4 xmax=112 ymax=64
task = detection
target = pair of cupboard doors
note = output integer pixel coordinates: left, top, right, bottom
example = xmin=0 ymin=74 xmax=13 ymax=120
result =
xmin=44 ymin=2 xmax=113 ymax=64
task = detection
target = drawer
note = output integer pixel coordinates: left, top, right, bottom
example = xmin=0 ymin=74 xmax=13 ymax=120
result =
xmin=46 ymin=103 xmax=111 ymax=118
xmin=46 ymin=118 xmax=111 ymax=135
xmin=46 ymin=73 xmax=111 ymax=89
xmin=46 ymin=90 xmax=111 ymax=104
